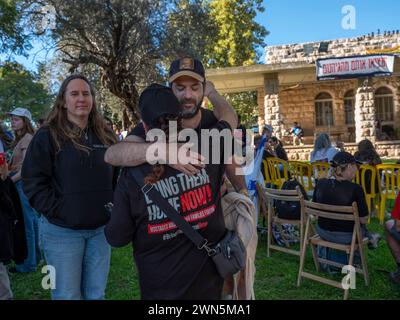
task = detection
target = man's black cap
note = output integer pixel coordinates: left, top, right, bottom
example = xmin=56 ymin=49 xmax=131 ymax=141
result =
xmin=139 ymin=84 xmax=181 ymax=128
xmin=331 ymin=151 xmax=362 ymax=167
xmin=169 ymin=57 xmax=205 ymax=83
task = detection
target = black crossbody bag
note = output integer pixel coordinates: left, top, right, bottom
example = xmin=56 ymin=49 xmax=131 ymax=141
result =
xmin=129 ymin=167 xmax=246 ymax=279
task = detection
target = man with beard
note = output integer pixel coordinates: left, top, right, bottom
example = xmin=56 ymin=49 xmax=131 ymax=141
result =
xmin=105 ymin=57 xmax=247 ymax=193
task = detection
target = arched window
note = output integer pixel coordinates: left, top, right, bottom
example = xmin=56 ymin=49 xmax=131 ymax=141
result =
xmin=315 ymin=92 xmax=334 ymax=126
xmin=344 ymin=90 xmax=355 ymax=125
xmin=375 ymin=87 xmax=394 ymax=122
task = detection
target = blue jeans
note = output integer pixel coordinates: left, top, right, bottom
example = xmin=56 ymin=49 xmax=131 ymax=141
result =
xmin=317 ymin=224 xmax=368 ymax=245
xmin=15 ymin=180 xmax=41 ymax=272
xmin=316 ymin=225 xmax=363 ymax=272
xmin=39 ymin=216 xmax=111 ymax=300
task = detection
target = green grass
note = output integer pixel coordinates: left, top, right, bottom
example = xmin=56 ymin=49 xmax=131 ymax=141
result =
xmin=8 ymin=219 xmax=400 ymax=300
xmin=382 ymin=159 xmax=398 ymax=164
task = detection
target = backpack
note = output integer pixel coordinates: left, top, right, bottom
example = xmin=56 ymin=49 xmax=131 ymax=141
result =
xmin=274 ymin=179 xmax=308 ymax=220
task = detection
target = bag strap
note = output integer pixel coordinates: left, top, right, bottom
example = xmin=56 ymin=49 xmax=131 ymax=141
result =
xmin=129 ymin=167 xmax=216 ymax=256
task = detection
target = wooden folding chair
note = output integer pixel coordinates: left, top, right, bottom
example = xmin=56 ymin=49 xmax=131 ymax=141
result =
xmin=267 ymin=158 xmax=289 ymax=189
xmin=297 ymin=200 xmax=369 ymax=300
xmin=263 ymin=186 xmax=304 ymax=257
xmin=289 ymin=161 xmax=313 ymax=192
xmin=376 ymin=164 xmax=400 ymax=224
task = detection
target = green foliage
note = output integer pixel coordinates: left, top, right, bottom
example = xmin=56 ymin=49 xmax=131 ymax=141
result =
xmin=224 ymin=91 xmax=258 ymax=127
xmin=205 ymin=0 xmax=268 ymax=68
xmin=0 ymin=62 xmax=53 ymax=121
xmin=201 ymin=0 xmax=268 ymax=126
xmin=4 ymin=0 xmax=268 ymax=127
xmin=0 ymin=0 xmax=30 ymax=55
xmin=8 ymin=219 xmax=400 ymax=300
xmin=162 ymin=0 xmax=216 ymax=62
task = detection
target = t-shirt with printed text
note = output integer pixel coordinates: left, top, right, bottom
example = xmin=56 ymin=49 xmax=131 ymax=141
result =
xmin=105 ymin=120 xmax=230 ymax=299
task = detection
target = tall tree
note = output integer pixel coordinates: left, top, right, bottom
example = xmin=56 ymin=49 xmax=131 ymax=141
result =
xmin=206 ymin=0 xmax=268 ymax=67
xmin=162 ymin=0 xmax=216 ymax=63
xmin=26 ymin=0 xmax=167 ymax=128
xmin=204 ymin=0 xmax=268 ymax=126
xmin=0 ymin=0 xmax=30 ymax=55
xmin=0 ymin=62 xmax=52 ymax=120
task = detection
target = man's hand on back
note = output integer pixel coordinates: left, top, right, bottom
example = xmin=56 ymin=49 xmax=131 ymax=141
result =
xmin=151 ymin=142 xmax=205 ymax=176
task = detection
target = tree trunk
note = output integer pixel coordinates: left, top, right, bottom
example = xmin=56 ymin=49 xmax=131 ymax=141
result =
xmin=101 ymin=68 xmax=140 ymax=130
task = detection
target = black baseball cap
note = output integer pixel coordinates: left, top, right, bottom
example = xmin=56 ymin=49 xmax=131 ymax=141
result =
xmin=169 ymin=57 xmax=205 ymax=83
xmin=138 ymin=84 xmax=181 ymax=128
xmin=331 ymin=151 xmax=362 ymax=167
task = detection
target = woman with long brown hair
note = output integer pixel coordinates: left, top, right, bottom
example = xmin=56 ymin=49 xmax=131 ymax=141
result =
xmin=22 ymin=74 xmax=118 ymax=299
xmin=7 ymin=108 xmax=39 ymax=274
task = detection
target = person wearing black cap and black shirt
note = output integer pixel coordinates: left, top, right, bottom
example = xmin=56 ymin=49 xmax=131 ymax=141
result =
xmin=104 ymin=57 xmax=247 ymax=196
xmin=105 ymin=84 xmax=229 ymax=299
xmin=312 ymin=151 xmax=381 ymax=249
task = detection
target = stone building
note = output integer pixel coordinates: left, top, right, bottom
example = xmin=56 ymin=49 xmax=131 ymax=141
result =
xmin=206 ymin=33 xmax=400 ymax=160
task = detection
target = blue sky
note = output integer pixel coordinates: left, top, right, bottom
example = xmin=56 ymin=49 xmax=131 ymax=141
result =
xmin=9 ymin=0 xmax=400 ymax=71
xmin=257 ymin=0 xmax=400 ymax=46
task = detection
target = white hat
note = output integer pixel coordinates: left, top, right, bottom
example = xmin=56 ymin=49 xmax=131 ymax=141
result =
xmin=9 ymin=107 xmax=32 ymax=121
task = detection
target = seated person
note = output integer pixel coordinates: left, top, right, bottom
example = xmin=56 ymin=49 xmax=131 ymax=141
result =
xmin=289 ymin=122 xmax=304 ymax=145
xmin=354 ymin=139 xmax=381 ymax=207
xmin=354 ymin=139 xmax=382 ymax=166
xmin=335 ymin=140 xmax=345 ymax=152
xmin=385 ymin=193 xmax=400 ymax=285
xmin=313 ymin=151 xmax=381 ymax=249
xmin=261 ymin=138 xmax=276 ymax=183
xmin=310 ymin=133 xmax=338 ymax=164
xmin=269 ymin=137 xmax=288 ymax=161
xmin=310 ymin=133 xmax=339 ymax=180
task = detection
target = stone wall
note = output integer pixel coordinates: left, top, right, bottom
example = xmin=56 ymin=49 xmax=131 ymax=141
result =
xmin=257 ymin=33 xmax=400 ymax=142
xmin=355 ymin=84 xmax=376 ymax=143
xmin=264 ymin=93 xmax=281 ymax=135
xmin=278 ymin=79 xmax=357 ymax=141
xmin=265 ymin=33 xmax=400 ymax=65
xmin=268 ymin=76 xmax=400 ymax=143
xmin=284 ymin=141 xmax=400 ymax=161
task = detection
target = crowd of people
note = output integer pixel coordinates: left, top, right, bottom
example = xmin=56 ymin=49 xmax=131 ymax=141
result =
xmin=1 ymin=55 xmax=400 ymax=300
xmin=255 ymin=126 xmax=400 ymax=281
xmin=0 ymin=57 xmax=258 ymax=300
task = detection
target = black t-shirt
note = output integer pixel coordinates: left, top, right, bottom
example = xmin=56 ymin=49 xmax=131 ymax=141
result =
xmin=105 ymin=121 xmax=230 ymax=300
xmin=129 ymin=108 xmax=218 ymax=139
xmin=312 ymin=178 xmax=369 ymax=232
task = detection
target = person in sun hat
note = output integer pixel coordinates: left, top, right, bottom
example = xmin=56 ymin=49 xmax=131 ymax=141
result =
xmin=7 ymin=107 xmax=40 ymax=274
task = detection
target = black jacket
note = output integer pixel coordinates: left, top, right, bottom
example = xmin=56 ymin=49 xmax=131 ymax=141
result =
xmin=22 ymin=126 xmax=118 ymax=230
xmin=0 ymin=177 xmax=27 ymax=264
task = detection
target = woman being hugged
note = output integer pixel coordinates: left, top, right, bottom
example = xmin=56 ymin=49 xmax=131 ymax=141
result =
xmin=22 ymin=74 xmax=118 ymax=300
xmin=105 ymin=84 xmax=229 ymax=299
